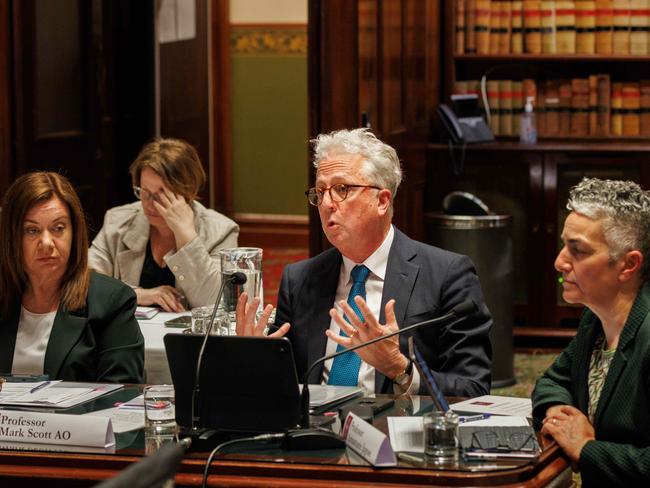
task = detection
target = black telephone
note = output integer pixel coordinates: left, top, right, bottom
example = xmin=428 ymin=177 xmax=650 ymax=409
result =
xmin=438 ymin=94 xmax=494 ymax=144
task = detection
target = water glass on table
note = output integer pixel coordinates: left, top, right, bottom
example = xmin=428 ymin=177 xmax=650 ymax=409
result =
xmin=218 ymin=247 xmax=263 ymax=323
xmin=191 ymin=306 xmax=231 ymax=335
xmin=423 ymin=410 xmax=459 ymax=464
xmin=144 ymin=384 xmax=178 ymax=438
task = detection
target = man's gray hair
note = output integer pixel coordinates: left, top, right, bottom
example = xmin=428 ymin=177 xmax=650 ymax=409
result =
xmin=567 ymin=177 xmax=650 ymax=281
xmin=311 ymin=128 xmax=403 ymax=198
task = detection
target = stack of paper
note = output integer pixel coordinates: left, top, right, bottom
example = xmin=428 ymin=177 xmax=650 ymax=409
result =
xmin=450 ymin=395 xmax=532 ymax=418
xmin=135 ymin=306 xmax=159 ymax=319
xmin=0 ymin=382 xmax=122 ymax=408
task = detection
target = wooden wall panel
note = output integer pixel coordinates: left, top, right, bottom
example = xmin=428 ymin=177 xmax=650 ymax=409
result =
xmin=0 ymin=0 xmax=12 ymax=196
xmin=308 ymin=0 xmax=441 ymax=255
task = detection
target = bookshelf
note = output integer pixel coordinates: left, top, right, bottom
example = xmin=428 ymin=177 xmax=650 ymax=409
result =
xmin=430 ymin=1 xmax=650 ymax=341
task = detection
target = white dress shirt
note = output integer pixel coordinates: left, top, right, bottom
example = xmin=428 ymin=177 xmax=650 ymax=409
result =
xmin=12 ymin=307 xmax=56 ymax=375
xmin=322 ymin=225 xmax=420 ymax=394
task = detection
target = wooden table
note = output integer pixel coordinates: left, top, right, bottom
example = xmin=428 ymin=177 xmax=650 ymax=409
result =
xmin=0 ymin=431 xmax=571 ymax=487
xmin=0 ymin=389 xmax=572 ymax=487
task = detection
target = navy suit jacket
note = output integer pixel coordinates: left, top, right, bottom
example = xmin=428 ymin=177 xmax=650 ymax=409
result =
xmin=274 ymin=228 xmax=492 ymax=396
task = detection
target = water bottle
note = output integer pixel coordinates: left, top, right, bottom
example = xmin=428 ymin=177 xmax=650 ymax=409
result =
xmin=519 ymin=96 xmax=537 ymax=144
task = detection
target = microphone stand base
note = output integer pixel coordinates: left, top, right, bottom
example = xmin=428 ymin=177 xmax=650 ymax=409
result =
xmin=177 ymin=426 xmax=227 ymax=452
xmin=283 ymin=428 xmax=346 ymax=450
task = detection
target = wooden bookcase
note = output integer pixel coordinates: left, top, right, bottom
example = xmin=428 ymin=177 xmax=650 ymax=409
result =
xmin=429 ymin=2 xmax=650 ymax=341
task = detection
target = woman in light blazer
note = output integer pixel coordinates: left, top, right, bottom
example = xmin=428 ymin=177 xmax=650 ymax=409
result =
xmin=89 ymin=138 xmax=239 ymax=311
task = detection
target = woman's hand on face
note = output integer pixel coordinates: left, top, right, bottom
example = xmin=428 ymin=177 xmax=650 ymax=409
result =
xmin=541 ymin=405 xmax=595 ymax=463
xmin=235 ymin=292 xmax=290 ymax=338
xmin=152 ymin=189 xmax=197 ymax=249
xmin=135 ymin=286 xmax=186 ymax=313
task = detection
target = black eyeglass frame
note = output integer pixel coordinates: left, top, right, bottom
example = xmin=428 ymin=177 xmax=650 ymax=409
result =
xmin=304 ymin=183 xmax=382 ymax=207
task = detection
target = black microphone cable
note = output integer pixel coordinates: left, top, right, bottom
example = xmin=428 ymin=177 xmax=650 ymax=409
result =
xmin=201 ymin=433 xmax=285 ymax=488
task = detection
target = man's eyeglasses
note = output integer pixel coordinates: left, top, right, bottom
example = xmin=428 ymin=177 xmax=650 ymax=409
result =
xmin=305 ymin=183 xmax=381 ymax=207
xmin=470 ymin=429 xmax=538 ymax=452
xmin=133 ymin=186 xmax=159 ymax=202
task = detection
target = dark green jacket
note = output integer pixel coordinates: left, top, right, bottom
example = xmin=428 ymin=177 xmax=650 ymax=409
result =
xmin=532 ymin=283 xmax=650 ymax=487
xmin=0 ymin=272 xmax=144 ymax=383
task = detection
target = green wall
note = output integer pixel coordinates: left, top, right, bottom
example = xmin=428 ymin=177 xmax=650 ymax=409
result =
xmin=231 ymin=27 xmax=308 ymax=215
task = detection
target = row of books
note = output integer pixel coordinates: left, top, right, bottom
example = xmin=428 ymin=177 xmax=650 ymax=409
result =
xmin=456 ymin=0 xmax=650 ymax=56
xmin=454 ymin=77 xmax=650 ymax=137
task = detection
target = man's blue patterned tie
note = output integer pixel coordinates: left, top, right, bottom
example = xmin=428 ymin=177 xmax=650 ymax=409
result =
xmin=327 ymin=264 xmax=370 ymax=386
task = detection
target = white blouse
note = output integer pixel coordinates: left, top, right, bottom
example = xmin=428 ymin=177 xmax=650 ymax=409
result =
xmin=12 ymin=306 xmax=56 ymax=375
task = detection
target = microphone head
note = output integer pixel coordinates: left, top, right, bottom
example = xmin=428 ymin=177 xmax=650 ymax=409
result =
xmin=451 ymin=300 xmax=478 ymax=317
xmin=229 ymin=271 xmax=247 ymax=286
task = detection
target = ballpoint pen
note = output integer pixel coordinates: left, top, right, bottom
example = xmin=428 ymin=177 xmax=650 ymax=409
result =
xmin=459 ymin=413 xmax=491 ymax=423
xmin=29 ymin=381 xmax=51 ymax=394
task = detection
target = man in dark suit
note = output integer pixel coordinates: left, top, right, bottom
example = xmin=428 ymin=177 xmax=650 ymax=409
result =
xmin=239 ymin=128 xmax=491 ymax=396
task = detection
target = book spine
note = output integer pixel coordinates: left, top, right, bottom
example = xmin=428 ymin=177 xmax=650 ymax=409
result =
xmin=500 ymin=0 xmax=513 ymax=53
xmin=453 ymin=80 xmax=470 ymax=95
xmin=589 ymin=75 xmax=599 ymax=134
xmin=523 ymin=1 xmax=543 ymax=53
xmin=512 ymin=1 xmax=525 ymax=52
xmin=557 ymin=2 xmax=578 ymax=53
xmin=512 ymin=81 xmax=524 ymax=135
xmin=640 ymin=80 xmax=650 ymax=135
xmin=487 ymin=80 xmax=501 ymax=135
xmin=596 ymin=0 xmax=614 ymax=53
xmin=490 ymin=1 xmax=502 ymax=53
xmin=630 ymin=0 xmax=649 ymax=54
xmin=597 ymin=74 xmax=612 ymax=135
xmin=571 ymin=78 xmax=591 ymax=136
xmin=541 ymin=1 xmax=558 ymax=53
xmin=466 ymin=0 xmax=478 ymax=53
xmin=559 ymin=79 xmax=573 ymax=134
xmin=457 ymin=0 xmax=467 ymax=54
xmin=476 ymin=0 xmax=492 ymax=54
xmin=613 ymin=0 xmax=631 ymax=54
xmin=576 ymin=1 xmax=597 ymax=54
xmin=500 ymin=80 xmax=514 ymax=135
xmin=622 ymin=82 xmax=641 ymax=135
xmin=544 ymin=79 xmax=561 ymax=136
xmin=611 ymin=82 xmax=624 ymax=135
xmin=536 ymin=81 xmax=547 ymax=136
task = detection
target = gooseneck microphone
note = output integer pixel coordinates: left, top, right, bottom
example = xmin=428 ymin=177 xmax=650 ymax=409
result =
xmin=190 ymin=271 xmax=247 ymax=431
xmin=283 ymin=300 xmax=478 ymax=450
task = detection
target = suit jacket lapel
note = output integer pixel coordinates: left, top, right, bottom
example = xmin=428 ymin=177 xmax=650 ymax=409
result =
xmin=593 ymin=288 xmax=650 ymax=429
xmin=0 ymin=308 xmax=20 ymax=373
xmin=574 ymin=314 xmax=600 ymax=414
xmin=376 ymin=229 xmax=419 ymax=392
xmin=307 ymin=250 xmax=341 ymax=381
xmin=116 ymin=211 xmax=149 ymax=286
xmin=43 ymin=308 xmax=88 ymax=379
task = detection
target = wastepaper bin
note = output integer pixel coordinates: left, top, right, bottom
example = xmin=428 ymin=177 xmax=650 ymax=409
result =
xmin=425 ymin=211 xmax=515 ymax=388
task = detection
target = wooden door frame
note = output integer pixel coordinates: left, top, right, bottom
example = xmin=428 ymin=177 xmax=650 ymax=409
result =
xmin=307 ymin=0 xmax=360 ymax=255
xmin=209 ymin=0 xmax=233 ymax=215
xmin=0 ymin=0 xmax=12 ymax=196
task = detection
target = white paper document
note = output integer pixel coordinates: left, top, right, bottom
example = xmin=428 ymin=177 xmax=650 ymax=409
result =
xmin=450 ymin=395 xmax=532 ymax=418
xmin=387 ymin=416 xmax=424 ymax=453
xmin=0 ymin=381 xmax=61 ymax=402
xmin=84 ymin=406 xmax=145 ymax=434
xmin=0 ymin=382 xmax=122 ymax=409
xmin=305 ymin=385 xmax=364 ymax=410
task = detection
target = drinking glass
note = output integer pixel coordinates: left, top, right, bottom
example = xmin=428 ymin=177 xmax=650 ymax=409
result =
xmin=423 ymin=410 xmax=459 ymax=464
xmin=218 ymin=247 xmax=263 ymax=325
xmin=144 ymin=385 xmax=178 ymax=437
xmin=191 ymin=306 xmax=231 ymax=335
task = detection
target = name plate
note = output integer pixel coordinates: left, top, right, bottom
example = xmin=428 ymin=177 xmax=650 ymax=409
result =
xmin=342 ymin=412 xmax=396 ymax=467
xmin=0 ymin=410 xmax=115 ymax=448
